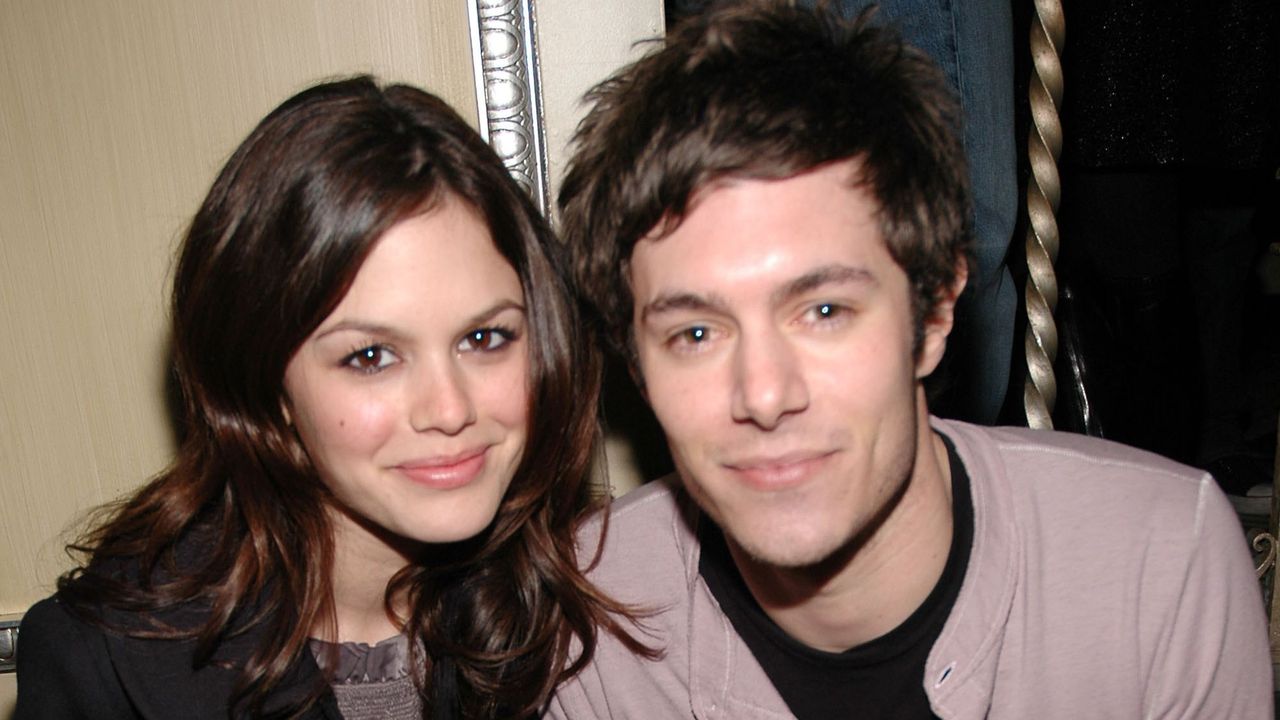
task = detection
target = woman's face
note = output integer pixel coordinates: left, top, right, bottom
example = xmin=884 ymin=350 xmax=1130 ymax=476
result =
xmin=283 ymin=195 xmax=529 ymax=556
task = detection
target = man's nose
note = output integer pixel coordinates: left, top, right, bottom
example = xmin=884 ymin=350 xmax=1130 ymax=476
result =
xmin=729 ymin=327 xmax=809 ymax=430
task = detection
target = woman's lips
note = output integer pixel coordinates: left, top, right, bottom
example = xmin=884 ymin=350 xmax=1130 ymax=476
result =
xmin=394 ymin=448 xmax=488 ymax=490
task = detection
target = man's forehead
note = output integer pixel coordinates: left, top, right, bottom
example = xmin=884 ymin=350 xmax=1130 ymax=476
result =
xmin=628 ymin=178 xmax=892 ymax=322
xmin=634 ymin=159 xmax=874 ymax=250
xmin=636 ymin=262 xmax=881 ymax=323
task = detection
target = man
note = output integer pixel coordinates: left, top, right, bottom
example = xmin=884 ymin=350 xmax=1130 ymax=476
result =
xmin=548 ymin=2 xmax=1272 ymax=718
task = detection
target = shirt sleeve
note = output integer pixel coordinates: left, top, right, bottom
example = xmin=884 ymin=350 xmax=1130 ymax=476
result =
xmin=15 ymin=596 xmax=137 ymax=719
xmin=1145 ymin=475 xmax=1273 ymax=719
xmin=543 ymin=656 xmax=616 ymax=719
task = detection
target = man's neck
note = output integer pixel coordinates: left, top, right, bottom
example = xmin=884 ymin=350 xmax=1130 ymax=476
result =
xmin=727 ymin=412 xmax=955 ymax=652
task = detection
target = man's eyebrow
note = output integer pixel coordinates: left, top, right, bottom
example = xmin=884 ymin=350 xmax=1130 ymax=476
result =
xmin=639 ymin=292 xmax=729 ymax=325
xmin=772 ymin=264 xmax=877 ymax=305
xmin=638 ymin=265 xmax=875 ymax=324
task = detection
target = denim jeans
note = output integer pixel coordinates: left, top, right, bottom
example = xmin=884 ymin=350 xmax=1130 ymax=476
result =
xmin=825 ymin=0 xmax=1018 ymax=424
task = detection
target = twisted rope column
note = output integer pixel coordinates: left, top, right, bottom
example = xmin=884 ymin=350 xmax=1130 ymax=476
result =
xmin=1022 ymin=0 xmax=1065 ymax=430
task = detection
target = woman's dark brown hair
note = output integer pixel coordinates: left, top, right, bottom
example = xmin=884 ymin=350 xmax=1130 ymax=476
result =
xmin=56 ymin=76 xmax=642 ymax=718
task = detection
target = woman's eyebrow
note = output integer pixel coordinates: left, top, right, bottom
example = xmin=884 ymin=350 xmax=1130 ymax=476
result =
xmin=312 ymin=319 xmax=409 ymax=343
xmin=311 ymin=300 xmax=527 ymax=343
xmin=462 ymin=299 xmax=527 ymax=327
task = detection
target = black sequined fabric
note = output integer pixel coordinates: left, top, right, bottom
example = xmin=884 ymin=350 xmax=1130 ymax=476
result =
xmin=1062 ymin=0 xmax=1279 ymax=170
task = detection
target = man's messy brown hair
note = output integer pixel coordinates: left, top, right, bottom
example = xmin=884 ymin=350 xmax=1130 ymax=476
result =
xmin=558 ymin=0 xmax=973 ymax=361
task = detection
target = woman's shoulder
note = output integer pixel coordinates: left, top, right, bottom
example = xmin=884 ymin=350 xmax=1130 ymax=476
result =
xmin=19 ymin=594 xmax=101 ymax=649
xmin=17 ymin=594 xmax=122 ymax=677
xmin=17 ymin=591 xmax=322 ymax=719
xmin=61 ymin=516 xmax=229 ymax=628
xmin=17 ymin=593 xmax=145 ymax=659
xmin=17 ymin=587 xmax=212 ymax=673
xmin=16 ymin=595 xmax=140 ymax=718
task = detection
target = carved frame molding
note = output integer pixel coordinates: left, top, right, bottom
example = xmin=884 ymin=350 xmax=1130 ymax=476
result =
xmin=467 ymin=0 xmax=551 ymax=215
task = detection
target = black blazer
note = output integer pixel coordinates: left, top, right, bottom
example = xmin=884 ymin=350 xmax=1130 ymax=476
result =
xmin=15 ymin=595 xmax=341 ymax=719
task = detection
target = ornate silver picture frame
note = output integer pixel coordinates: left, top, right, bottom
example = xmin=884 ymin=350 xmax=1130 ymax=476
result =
xmin=467 ymin=0 xmax=551 ymax=215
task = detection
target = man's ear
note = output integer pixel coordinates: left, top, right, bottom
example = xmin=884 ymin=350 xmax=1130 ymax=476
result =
xmin=915 ymin=263 xmax=968 ymax=379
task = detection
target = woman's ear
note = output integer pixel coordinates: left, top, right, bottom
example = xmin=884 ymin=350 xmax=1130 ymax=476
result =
xmin=915 ymin=263 xmax=968 ymax=379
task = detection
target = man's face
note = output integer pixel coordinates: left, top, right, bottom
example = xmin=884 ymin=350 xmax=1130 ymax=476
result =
xmin=629 ymin=161 xmax=952 ymax=569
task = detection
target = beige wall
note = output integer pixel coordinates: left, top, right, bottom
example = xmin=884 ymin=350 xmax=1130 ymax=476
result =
xmin=0 ymin=0 xmax=475 ymax=618
xmin=0 ymin=0 xmax=661 ymax=711
xmin=0 ymin=5 xmax=474 ymax=711
xmin=537 ymin=1 xmax=664 ymax=206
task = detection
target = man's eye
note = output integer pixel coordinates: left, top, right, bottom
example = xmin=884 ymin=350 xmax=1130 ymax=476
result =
xmin=806 ymin=303 xmax=847 ymax=323
xmin=459 ymin=327 xmax=516 ymax=352
xmin=343 ymin=345 xmax=398 ymax=373
xmin=683 ymin=327 xmax=710 ymax=343
xmin=666 ymin=325 xmax=716 ymax=352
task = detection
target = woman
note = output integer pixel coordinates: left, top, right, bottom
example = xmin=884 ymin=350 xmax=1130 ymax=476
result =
xmin=15 ymin=76 xmax=644 ymax=719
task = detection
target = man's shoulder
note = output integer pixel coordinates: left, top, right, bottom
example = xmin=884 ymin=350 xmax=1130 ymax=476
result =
xmin=941 ymin=419 xmax=1211 ymax=501
xmin=609 ymin=474 xmax=690 ymax=520
xmin=581 ymin=474 xmax=691 ymax=541
xmin=986 ymin=423 xmax=1202 ymax=476
xmin=576 ymin=476 xmax=700 ymax=599
xmin=928 ymin=421 xmax=1272 ymax=718
xmin=940 ymin=418 xmax=1233 ymax=561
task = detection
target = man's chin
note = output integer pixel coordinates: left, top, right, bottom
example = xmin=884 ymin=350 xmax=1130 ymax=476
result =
xmin=725 ymin=525 xmax=847 ymax=573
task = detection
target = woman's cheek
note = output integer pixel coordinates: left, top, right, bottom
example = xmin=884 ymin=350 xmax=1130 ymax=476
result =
xmin=323 ymin=390 xmax=400 ymax=450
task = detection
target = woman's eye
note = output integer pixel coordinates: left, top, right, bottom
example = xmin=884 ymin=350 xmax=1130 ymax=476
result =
xmin=343 ymin=345 xmax=398 ymax=373
xmin=459 ymin=327 xmax=516 ymax=352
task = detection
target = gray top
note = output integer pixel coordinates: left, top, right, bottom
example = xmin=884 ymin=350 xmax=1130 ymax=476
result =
xmin=309 ymin=634 xmax=423 ymax=720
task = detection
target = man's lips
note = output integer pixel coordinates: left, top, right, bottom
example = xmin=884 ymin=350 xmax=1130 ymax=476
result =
xmin=722 ymin=450 xmax=836 ymax=490
xmin=394 ymin=448 xmax=488 ymax=490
